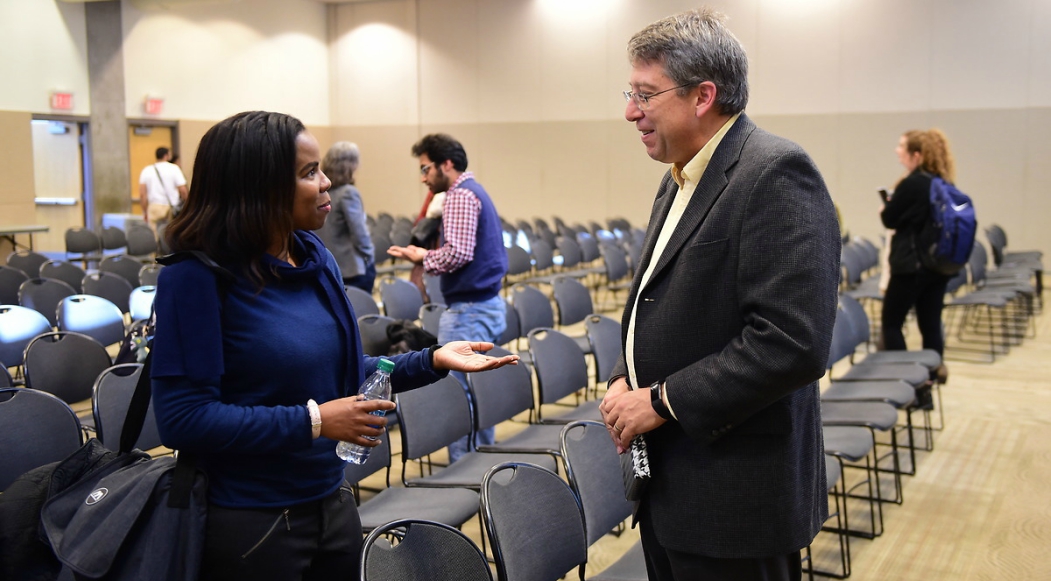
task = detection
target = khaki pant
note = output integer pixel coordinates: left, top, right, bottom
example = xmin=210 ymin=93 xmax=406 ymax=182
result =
xmin=146 ymin=203 xmax=172 ymax=233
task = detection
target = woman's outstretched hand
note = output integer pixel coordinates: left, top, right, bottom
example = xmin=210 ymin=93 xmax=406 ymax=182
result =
xmin=433 ymin=341 xmax=519 ymax=372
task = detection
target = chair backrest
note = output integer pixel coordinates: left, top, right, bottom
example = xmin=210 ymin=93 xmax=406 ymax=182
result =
xmin=126 ymin=226 xmax=158 ymax=257
xmin=422 ymin=274 xmax=444 ymax=306
xmin=24 ymin=331 xmax=112 ymax=405
xmin=39 ymin=260 xmax=87 ymax=294
xmin=372 ymin=233 xmax=393 ymax=264
xmin=91 ymin=363 xmax=162 ymax=451
xmin=395 ymin=376 xmax=472 ymax=463
xmin=18 ymin=277 xmax=76 ymax=326
xmin=599 ymin=242 xmax=630 ymax=284
xmin=511 ymin=284 xmax=554 ymax=337
xmin=358 ymin=314 xmax=395 ymax=357
xmin=155 ymin=223 xmax=172 ymax=255
xmin=346 ymin=285 xmax=381 ymax=317
xmin=551 ymin=276 xmax=593 ymax=327
xmin=361 ymin=519 xmax=492 ymax=581
xmin=494 ymin=298 xmax=520 ymax=347
xmin=826 ymin=301 xmax=856 ymax=367
xmin=530 ymin=238 xmax=555 ymax=272
xmin=137 ymin=263 xmax=164 ymax=287
xmin=100 ymin=226 xmax=127 ymax=251
xmin=0 ymin=264 xmax=30 ymax=305
xmin=481 ymin=462 xmax=587 ymax=581
xmin=528 ymin=328 xmax=588 ymax=405
xmin=585 ymin=314 xmax=621 ymax=384
xmin=0 ymin=305 xmax=52 ymax=367
xmin=556 ymin=236 xmax=583 ymax=270
xmin=0 ymin=365 xmax=11 ymax=388
xmin=5 ymin=251 xmax=50 ymax=277
xmin=127 ymin=285 xmax=157 ymax=323
xmin=81 ymin=271 xmax=134 ymax=315
xmin=467 ymin=347 xmax=534 ymax=431
xmin=560 ymin=421 xmax=633 ymax=546
xmin=419 ymin=303 xmax=446 ymax=337
xmin=0 ymin=387 xmax=83 ymax=490
xmin=57 ymin=295 xmax=126 ymax=347
xmin=99 ymin=255 xmax=143 ymax=288
xmin=380 ymin=277 xmax=424 ymax=321
xmin=64 ymin=228 xmax=101 ymax=257
xmin=506 ymin=245 xmax=533 ymax=278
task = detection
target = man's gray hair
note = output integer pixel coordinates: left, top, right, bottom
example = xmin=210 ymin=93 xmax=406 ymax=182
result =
xmin=628 ymin=7 xmax=749 ymax=116
xmin=322 ymin=141 xmax=361 ymax=187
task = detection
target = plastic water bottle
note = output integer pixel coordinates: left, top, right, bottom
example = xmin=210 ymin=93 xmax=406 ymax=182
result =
xmin=336 ymin=358 xmax=395 ymax=464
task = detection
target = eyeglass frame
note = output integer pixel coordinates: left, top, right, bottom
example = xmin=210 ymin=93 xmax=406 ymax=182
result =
xmin=419 ymin=162 xmax=435 ymax=176
xmin=623 ymin=83 xmax=696 ymax=110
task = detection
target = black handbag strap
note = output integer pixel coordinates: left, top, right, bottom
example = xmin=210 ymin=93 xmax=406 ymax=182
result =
xmin=119 ymin=251 xmax=237 ymax=507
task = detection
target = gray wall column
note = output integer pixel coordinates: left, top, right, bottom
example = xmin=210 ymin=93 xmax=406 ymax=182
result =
xmin=86 ymin=0 xmax=130 ymax=225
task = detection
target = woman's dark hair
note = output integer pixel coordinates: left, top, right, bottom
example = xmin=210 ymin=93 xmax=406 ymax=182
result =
xmin=410 ymin=133 xmax=468 ymax=172
xmin=165 ymin=111 xmax=305 ymax=285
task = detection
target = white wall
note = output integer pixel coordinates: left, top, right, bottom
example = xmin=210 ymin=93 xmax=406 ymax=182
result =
xmin=121 ymin=0 xmax=331 ymax=125
xmin=0 ymin=0 xmax=89 ymax=115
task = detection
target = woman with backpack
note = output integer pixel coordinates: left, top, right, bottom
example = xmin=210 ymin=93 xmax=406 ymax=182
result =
xmin=879 ymin=128 xmax=956 ymax=371
xmin=151 ymin=111 xmax=518 ymax=580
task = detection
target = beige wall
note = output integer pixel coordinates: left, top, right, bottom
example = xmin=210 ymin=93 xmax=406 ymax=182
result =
xmin=0 ymin=111 xmax=38 ymax=262
xmin=2 ymin=0 xmax=1050 ymax=257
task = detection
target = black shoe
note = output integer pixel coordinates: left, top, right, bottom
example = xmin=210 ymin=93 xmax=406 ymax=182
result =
xmin=914 ymin=384 xmax=935 ymax=411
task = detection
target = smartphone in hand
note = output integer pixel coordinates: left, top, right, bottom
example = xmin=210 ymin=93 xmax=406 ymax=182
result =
xmin=878 ymin=188 xmax=890 ymax=202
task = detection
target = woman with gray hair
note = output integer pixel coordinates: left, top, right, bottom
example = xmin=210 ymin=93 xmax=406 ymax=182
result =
xmin=316 ymin=141 xmax=376 ymax=292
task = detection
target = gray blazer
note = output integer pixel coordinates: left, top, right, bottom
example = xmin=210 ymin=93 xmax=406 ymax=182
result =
xmin=316 ymin=184 xmax=374 ymax=279
xmin=612 ymin=114 xmax=841 ymax=559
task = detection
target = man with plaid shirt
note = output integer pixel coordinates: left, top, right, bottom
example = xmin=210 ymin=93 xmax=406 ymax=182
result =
xmin=389 ymin=133 xmax=509 ymax=462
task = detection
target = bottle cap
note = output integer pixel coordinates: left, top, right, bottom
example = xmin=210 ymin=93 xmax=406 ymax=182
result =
xmin=377 ymin=358 xmax=395 ymax=373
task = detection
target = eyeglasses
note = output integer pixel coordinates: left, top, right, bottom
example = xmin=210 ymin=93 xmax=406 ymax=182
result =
xmin=623 ymin=83 xmax=694 ymax=111
xmin=419 ymin=163 xmax=434 ymax=176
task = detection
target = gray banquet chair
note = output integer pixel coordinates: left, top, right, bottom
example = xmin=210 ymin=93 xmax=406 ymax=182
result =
xmin=81 ymin=271 xmax=134 ymax=316
xmin=99 ymin=255 xmax=143 ymax=289
xmin=56 ymin=295 xmax=126 ymax=348
xmin=528 ymin=328 xmax=601 ymax=424
xmin=481 ymin=461 xmax=588 ymax=581
xmin=23 ymin=331 xmax=112 ymax=408
xmin=418 ymin=302 xmax=446 ymax=337
xmin=128 ymin=286 xmax=157 ymax=322
xmin=344 ymin=434 xmax=479 ymax=535
xmin=0 ymin=264 xmax=30 ymax=305
xmin=358 ymin=314 xmax=395 ymax=357
xmin=6 ymin=250 xmax=50 ymax=278
xmin=64 ymin=228 xmax=102 ymax=267
xmin=0 ymin=387 xmax=83 ymax=491
xmin=379 ymin=277 xmax=424 ymax=321
xmin=0 ymin=304 xmax=51 ymax=369
xmin=345 ymin=285 xmax=380 ymax=317
xmin=18 ymin=277 xmax=77 ymax=327
xmin=91 ymin=363 xmax=162 ymax=451
xmin=360 ymin=519 xmax=492 ymax=581
xmin=560 ymin=421 xmax=647 ymax=581
xmin=125 ymin=225 xmax=158 ymax=258
xmin=137 ymin=263 xmax=164 ymax=287
xmin=39 ymin=260 xmax=87 ymax=294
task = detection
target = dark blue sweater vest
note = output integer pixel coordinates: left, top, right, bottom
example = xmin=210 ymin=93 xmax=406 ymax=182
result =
xmin=441 ymin=178 xmax=508 ymax=304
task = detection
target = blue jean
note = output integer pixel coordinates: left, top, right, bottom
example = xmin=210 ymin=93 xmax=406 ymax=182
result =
xmin=437 ymin=294 xmax=507 ymax=463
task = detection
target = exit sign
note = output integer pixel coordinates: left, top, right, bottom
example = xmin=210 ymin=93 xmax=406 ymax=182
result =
xmin=50 ymin=92 xmax=73 ymax=110
xmin=145 ymin=97 xmax=164 ymax=115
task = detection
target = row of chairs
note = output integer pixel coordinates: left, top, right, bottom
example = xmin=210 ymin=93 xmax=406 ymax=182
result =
xmin=63 ymin=225 xmax=160 ymax=266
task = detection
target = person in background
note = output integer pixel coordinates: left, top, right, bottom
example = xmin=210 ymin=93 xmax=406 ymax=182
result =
xmin=599 ymin=9 xmax=839 ymax=580
xmin=152 ymin=111 xmax=518 ymax=580
xmin=388 ymin=133 xmax=509 ymax=463
xmin=315 ymin=141 xmax=376 ymax=293
xmin=139 ymin=146 xmax=187 ymax=233
xmin=880 ymin=128 xmax=956 ymax=380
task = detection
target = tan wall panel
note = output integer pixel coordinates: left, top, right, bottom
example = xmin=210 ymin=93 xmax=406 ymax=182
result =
xmin=331 ymin=125 xmax=426 ymax=219
xmin=0 ymin=111 xmax=37 ymax=261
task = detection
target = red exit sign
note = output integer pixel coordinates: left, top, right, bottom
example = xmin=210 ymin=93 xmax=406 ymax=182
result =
xmin=50 ymin=92 xmax=74 ymax=110
xmin=145 ymin=97 xmax=164 ymax=116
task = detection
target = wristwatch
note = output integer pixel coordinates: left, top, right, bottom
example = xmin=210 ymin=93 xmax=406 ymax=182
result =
xmin=306 ymin=399 xmax=322 ymax=439
xmin=649 ymin=381 xmax=673 ymax=420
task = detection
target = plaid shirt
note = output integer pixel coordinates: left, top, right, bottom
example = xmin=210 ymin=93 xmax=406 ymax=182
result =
xmin=423 ymin=172 xmax=482 ymax=275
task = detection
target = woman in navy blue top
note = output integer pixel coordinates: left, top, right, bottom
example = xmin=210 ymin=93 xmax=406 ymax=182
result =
xmin=151 ymin=111 xmax=517 ymax=580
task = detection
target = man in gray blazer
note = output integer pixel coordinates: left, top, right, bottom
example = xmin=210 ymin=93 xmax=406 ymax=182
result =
xmin=599 ymin=8 xmax=841 ymax=580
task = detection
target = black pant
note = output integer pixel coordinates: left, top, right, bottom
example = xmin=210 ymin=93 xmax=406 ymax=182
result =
xmin=200 ymin=484 xmax=361 ymax=581
xmin=881 ymin=270 xmax=951 ymax=355
xmin=638 ymin=504 xmax=802 ymax=581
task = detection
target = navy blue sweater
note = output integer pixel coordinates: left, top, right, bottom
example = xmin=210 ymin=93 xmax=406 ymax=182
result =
xmin=151 ymin=231 xmax=445 ymax=508
xmin=440 ymin=178 xmax=508 ymax=304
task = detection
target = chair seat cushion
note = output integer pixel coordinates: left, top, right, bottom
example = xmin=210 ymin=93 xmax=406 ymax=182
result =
xmin=357 ymin=487 xmax=479 ymax=532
